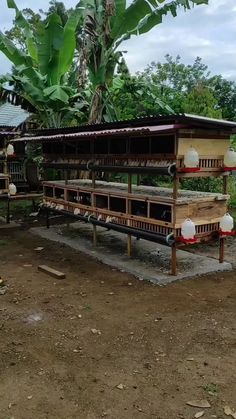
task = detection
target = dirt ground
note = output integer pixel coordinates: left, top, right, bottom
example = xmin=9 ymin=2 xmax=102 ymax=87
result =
xmin=0 ymin=226 xmax=236 ymax=419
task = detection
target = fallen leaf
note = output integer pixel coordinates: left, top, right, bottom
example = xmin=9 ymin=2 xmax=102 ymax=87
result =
xmin=194 ymin=411 xmax=205 ymax=418
xmin=27 ymin=395 xmax=33 ymax=400
xmin=116 ymin=383 xmax=125 ymax=390
xmin=34 ymin=247 xmax=44 ymax=251
xmin=186 ymin=400 xmax=211 ymax=408
xmin=224 ymin=406 xmax=236 ymax=418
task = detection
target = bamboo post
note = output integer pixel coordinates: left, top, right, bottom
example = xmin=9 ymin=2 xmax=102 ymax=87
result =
xmin=219 ymin=237 xmax=225 ymax=263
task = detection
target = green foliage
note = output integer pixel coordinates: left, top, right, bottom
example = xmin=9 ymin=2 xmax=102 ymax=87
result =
xmin=0 ymin=1 xmax=86 ymax=127
xmin=183 ymin=84 xmax=222 ymax=118
xmin=76 ymin=0 xmax=208 ymax=123
xmin=181 ymin=177 xmax=222 ymax=194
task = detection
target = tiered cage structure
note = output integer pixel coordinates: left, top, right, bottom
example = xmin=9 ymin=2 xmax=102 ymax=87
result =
xmin=14 ymin=114 xmax=236 ymax=274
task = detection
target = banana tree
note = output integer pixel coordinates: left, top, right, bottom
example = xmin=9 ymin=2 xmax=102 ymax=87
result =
xmin=0 ymin=0 xmax=87 ymax=127
xmin=77 ymin=0 xmax=208 ymax=123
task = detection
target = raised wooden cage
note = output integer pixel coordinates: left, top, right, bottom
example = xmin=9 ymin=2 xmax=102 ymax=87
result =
xmin=13 ymin=114 xmax=236 ymax=275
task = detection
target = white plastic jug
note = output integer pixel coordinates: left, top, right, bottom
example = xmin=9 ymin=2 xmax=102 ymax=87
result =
xmin=9 ymin=183 xmax=17 ymax=196
xmin=224 ymin=148 xmax=236 ymax=168
xmin=6 ymin=144 xmax=15 ymax=156
xmin=184 ymin=147 xmax=199 ymax=168
xmin=181 ymin=218 xmax=196 ymax=240
xmin=220 ymin=213 xmax=234 ymax=233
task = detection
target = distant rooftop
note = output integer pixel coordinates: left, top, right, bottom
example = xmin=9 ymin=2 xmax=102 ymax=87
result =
xmin=0 ymin=102 xmax=30 ymax=128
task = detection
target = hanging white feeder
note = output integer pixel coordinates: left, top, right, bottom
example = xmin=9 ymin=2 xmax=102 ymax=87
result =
xmin=181 ymin=218 xmax=197 ymax=243
xmin=9 ymin=182 xmax=17 ymax=196
xmin=219 ymin=213 xmax=234 ymax=236
xmin=223 ymin=148 xmax=236 ymax=170
xmin=6 ymin=144 xmax=15 ymax=156
xmin=183 ymin=147 xmax=200 ymax=172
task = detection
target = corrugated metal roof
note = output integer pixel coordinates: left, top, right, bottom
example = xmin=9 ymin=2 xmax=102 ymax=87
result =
xmin=28 ymin=113 xmax=236 ymax=137
xmin=13 ymin=124 xmax=180 ymax=143
xmin=0 ymin=103 xmax=30 ymax=128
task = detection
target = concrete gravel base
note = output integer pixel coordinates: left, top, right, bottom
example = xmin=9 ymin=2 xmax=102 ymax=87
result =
xmin=31 ymin=222 xmax=232 ymax=285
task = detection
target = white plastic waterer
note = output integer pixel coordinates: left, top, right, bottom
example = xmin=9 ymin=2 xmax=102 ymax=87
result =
xmin=6 ymin=144 xmax=15 ymax=156
xmin=223 ymin=148 xmax=236 ymax=169
xmin=9 ymin=183 xmax=17 ymax=196
xmin=181 ymin=218 xmax=196 ymax=242
xmin=220 ymin=213 xmax=234 ymax=234
xmin=184 ymin=147 xmax=199 ymax=169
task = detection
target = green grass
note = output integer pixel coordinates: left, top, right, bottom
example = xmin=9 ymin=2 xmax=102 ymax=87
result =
xmin=0 ymin=201 xmax=36 ymax=219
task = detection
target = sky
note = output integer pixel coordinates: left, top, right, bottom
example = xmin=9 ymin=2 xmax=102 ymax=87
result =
xmin=0 ymin=0 xmax=236 ymax=80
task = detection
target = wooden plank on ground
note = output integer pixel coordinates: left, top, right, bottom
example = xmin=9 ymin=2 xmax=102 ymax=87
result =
xmin=38 ymin=265 xmax=66 ymax=279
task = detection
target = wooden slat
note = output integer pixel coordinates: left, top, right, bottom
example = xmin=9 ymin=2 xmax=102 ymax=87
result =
xmin=38 ymin=265 xmax=66 ymax=279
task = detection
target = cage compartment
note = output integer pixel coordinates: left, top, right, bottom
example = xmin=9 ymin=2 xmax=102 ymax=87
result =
xmin=150 ymin=202 xmax=172 ymax=223
xmin=78 ymin=192 xmax=91 ymax=206
xmin=110 ymin=196 xmax=126 ymax=213
xmin=95 ymin=194 xmax=109 ymax=209
xmin=44 ymin=185 xmax=54 ymax=197
xmin=131 ymin=200 xmax=148 ymax=218
xmin=54 ymin=187 xmax=65 ymax=200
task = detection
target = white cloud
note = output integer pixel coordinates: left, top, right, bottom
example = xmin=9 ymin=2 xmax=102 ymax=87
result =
xmin=0 ymin=0 xmax=236 ymax=82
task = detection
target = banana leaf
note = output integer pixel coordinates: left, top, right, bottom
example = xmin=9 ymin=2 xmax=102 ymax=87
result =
xmin=58 ymin=9 xmax=82 ymax=79
xmin=37 ymin=13 xmax=64 ymax=85
xmin=7 ymin=0 xmax=37 ymax=62
xmin=0 ymin=31 xmax=32 ymax=67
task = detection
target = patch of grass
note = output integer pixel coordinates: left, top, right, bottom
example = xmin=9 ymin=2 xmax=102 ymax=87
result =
xmin=203 ymin=383 xmax=218 ymax=395
xmin=0 ymin=201 xmax=37 ymax=219
xmin=0 ymin=240 xmax=7 ymax=246
xmin=83 ymin=304 xmax=92 ymax=310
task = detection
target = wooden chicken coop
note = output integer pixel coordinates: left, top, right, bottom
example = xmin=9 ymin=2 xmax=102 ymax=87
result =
xmin=14 ymin=114 xmax=236 ymax=275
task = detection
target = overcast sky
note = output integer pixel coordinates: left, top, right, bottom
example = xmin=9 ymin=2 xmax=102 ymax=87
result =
xmin=0 ymin=0 xmax=236 ymax=80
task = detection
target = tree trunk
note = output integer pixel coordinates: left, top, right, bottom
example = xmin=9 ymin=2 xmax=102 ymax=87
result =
xmin=88 ymin=85 xmax=104 ymax=124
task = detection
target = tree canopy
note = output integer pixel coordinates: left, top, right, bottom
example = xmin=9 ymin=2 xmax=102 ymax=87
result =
xmin=0 ymin=0 xmax=209 ymax=127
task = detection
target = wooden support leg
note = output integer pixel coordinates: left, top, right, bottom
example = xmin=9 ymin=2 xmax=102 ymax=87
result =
xmin=171 ymin=244 xmax=177 ymax=275
xmin=32 ymin=199 xmax=36 ymax=211
xmin=223 ymin=176 xmax=228 ymax=195
xmin=93 ymin=224 xmax=97 ymax=246
xmin=46 ymin=208 xmax=50 ymax=229
xmin=127 ymin=234 xmax=132 ymax=257
xmin=219 ymin=237 xmax=225 ymax=263
xmin=6 ymin=198 xmax=10 ymax=224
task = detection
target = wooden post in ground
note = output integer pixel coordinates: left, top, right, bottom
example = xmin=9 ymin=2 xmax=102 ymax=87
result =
xmin=46 ymin=208 xmax=50 ymax=229
xmin=219 ymin=237 xmax=225 ymax=263
xmin=173 ymin=175 xmax=180 ymax=200
xmin=171 ymin=175 xmax=179 ymax=275
xmin=92 ymin=171 xmax=97 ymax=246
xmin=127 ymin=174 xmax=132 ymax=257
xmin=223 ymin=175 xmax=228 ymax=195
xmin=6 ymin=197 xmax=10 ymax=224
xmin=65 ymin=170 xmax=68 ymax=185
xmin=171 ymin=244 xmax=177 ymax=276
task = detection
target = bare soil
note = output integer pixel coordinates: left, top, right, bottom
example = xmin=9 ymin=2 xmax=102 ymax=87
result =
xmin=0 ymin=227 xmax=236 ymax=419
